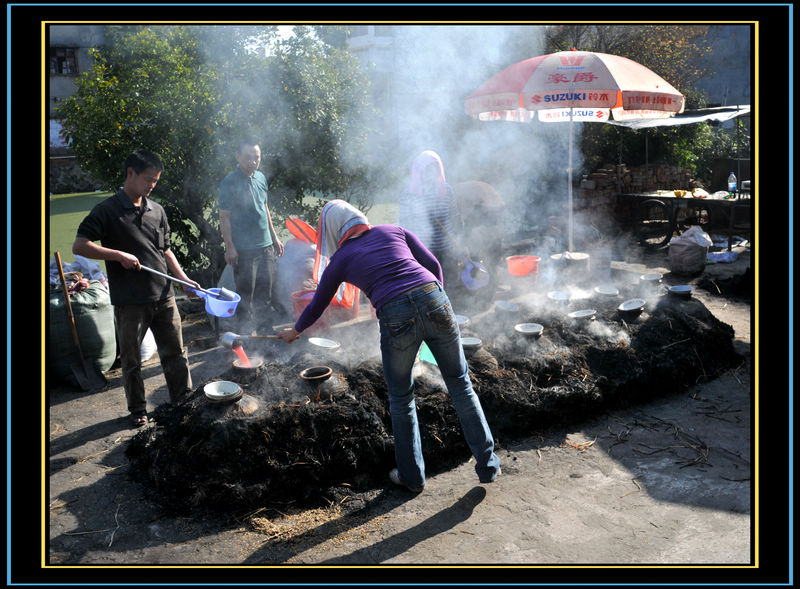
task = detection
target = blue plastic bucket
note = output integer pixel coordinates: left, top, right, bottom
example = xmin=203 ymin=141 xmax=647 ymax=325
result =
xmin=198 ymin=288 xmax=240 ymax=317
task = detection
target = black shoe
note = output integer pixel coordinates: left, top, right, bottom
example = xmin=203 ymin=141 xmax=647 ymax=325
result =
xmin=480 ymin=467 xmax=501 ymax=484
xmin=131 ymin=411 xmax=149 ymax=427
xmin=389 ymin=468 xmax=424 ymax=493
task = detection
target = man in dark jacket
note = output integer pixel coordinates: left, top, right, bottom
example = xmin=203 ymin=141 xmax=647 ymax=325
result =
xmin=73 ymin=149 xmax=198 ymax=427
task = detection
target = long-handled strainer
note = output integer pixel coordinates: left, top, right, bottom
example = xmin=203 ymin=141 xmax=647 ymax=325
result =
xmin=139 ymin=264 xmax=237 ymax=301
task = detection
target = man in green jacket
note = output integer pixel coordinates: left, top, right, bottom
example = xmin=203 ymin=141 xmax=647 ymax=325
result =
xmin=219 ymin=138 xmax=284 ymax=335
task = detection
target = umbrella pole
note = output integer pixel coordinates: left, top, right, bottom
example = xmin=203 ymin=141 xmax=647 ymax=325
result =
xmin=618 ymin=127 xmax=623 ymax=194
xmin=568 ymin=107 xmax=574 ymax=252
xmin=645 ymin=131 xmax=649 ymax=190
xmin=736 ymin=110 xmax=741 ymax=196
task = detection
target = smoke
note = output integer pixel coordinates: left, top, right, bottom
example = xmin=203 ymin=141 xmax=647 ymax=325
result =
xmin=340 ymin=24 xmax=584 ymax=247
xmin=207 ymin=25 xmax=621 ymax=354
xmin=199 ymin=24 xmax=590 ymax=257
xmin=587 ymin=319 xmax=631 ymax=347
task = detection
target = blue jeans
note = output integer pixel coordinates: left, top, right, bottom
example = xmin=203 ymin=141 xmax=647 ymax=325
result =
xmin=377 ymin=282 xmax=500 ymax=488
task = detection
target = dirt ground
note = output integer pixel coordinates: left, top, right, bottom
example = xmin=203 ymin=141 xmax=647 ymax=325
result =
xmin=35 ymin=240 xmax=769 ymax=584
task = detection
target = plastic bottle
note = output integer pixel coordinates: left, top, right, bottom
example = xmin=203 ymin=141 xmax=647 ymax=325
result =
xmin=727 ymin=172 xmax=737 ymax=198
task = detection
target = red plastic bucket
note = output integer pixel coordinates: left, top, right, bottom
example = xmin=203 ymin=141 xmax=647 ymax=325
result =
xmin=506 ymin=255 xmax=541 ymax=276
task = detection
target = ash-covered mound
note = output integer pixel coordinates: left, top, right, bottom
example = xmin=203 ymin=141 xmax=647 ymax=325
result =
xmin=127 ymin=295 xmax=740 ymax=513
xmin=696 ymin=268 xmax=752 ymax=301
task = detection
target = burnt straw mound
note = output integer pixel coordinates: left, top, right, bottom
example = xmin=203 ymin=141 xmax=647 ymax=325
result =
xmin=696 ymin=268 xmax=752 ymax=302
xmin=126 ymin=296 xmax=741 ymax=513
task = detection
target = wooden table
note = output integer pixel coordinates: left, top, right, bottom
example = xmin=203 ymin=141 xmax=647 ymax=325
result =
xmin=617 ymin=191 xmax=752 ymax=250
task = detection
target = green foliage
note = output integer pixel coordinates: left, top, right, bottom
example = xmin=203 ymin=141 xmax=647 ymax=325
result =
xmin=56 ymin=25 xmax=376 ymax=284
xmin=261 ymin=26 xmax=379 ymax=219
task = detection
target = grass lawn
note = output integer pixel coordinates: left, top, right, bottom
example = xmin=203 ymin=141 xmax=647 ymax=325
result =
xmin=48 ymin=191 xmax=112 ymax=271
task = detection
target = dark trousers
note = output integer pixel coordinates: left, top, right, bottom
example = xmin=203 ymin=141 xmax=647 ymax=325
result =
xmin=233 ymin=246 xmax=280 ymax=334
xmin=115 ymin=297 xmax=192 ymax=414
xmin=430 ymin=247 xmax=461 ymax=292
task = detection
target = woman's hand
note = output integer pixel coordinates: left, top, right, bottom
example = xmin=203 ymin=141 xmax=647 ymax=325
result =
xmin=276 ymin=327 xmax=300 ymax=344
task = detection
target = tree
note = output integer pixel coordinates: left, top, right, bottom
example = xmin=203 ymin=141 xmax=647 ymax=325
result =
xmin=544 ymin=25 xmax=713 ymax=92
xmin=258 ymin=26 xmax=380 ymax=220
xmin=56 ymin=24 xmax=376 ymax=284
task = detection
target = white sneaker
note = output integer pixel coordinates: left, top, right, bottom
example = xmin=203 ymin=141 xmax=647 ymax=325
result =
xmin=389 ymin=468 xmax=424 ymax=493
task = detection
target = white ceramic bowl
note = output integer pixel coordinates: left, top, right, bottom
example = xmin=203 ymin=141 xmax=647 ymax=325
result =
xmin=204 ymin=381 xmax=243 ymax=404
xmin=568 ymin=309 xmax=597 ymax=320
xmin=640 ymin=273 xmax=664 ymax=283
xmin=514 ymin=323 xmax=544 ymax=337
xmin=668 ymin=285 xmax=693 ymax=298
xmin=307 ymin=337 xmax=341 ymax=350
xmin=461 ymin=336 xmax=482 ymax=349
xmin=618 ymin=298 xmax=646 ymax=312
xmin=594 ymin=285 xmax=619 ymax=297
xmin=495 ymin=300 xmax=520 ymax=313
xmin=547 ymin=290 xmax=570 ymax=302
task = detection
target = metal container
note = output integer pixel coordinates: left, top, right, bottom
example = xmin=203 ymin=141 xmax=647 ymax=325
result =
xmin=232 ymin=358 xmax=263 ymax=375
xmin=219 ymin=331 xmax=244 ymax=350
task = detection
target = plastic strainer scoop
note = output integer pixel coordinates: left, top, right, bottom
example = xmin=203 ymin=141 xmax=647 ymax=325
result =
xmin=139 ymin=264 xmax=240 ymax=317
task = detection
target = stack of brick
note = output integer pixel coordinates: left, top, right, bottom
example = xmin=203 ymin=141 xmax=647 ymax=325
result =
xmin=578 ymin=163 xmax=695 ymax=196
xmin=573 ymin=165 xmax=620 ymax=233
xmin=573 ymin=163 xmax=696 ymax=233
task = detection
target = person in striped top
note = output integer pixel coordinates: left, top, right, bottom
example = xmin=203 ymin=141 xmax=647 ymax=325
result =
xmin=398 ymin=150 xmax=463 ymax=290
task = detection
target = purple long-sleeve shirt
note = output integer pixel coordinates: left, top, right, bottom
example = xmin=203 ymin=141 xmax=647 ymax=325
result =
xmin=295 ymin=225 xmax=443 ymax=333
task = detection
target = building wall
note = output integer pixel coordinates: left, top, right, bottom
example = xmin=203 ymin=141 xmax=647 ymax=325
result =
xmin=49 ymin=25 xmax=105 ymax=117
xmin=694 ymin=25 xmax=751 ymax=107
xmin=48 ymin=25 xmax=105 ymax=192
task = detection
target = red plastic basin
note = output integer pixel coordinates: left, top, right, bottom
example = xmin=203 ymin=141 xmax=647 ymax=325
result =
xmin=506 ymin=255 xmax=541 ymax=276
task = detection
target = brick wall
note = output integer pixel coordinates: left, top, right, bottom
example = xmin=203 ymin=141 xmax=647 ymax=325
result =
xmin=578 ymin=163 xmax=695 ymax=197
xmin=573 ymin=163 xmax=696 ymax=234
xmin=49 ymin=155 xmax=105 ymax=194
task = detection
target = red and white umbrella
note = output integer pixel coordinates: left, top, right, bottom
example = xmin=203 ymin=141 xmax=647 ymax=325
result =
xmin=465 ymin=49 xmax=685 ymax=250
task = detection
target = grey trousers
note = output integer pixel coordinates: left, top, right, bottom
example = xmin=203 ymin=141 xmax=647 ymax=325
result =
xmin=114 ymin=297 xmax=192 ymax=414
